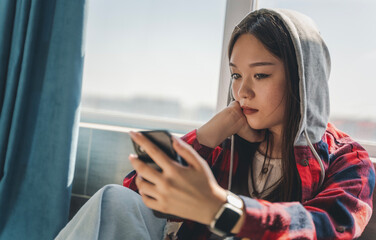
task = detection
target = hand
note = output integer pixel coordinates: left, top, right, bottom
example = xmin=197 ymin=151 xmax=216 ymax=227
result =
xmin=128 ymin=131 xmax=227 ymax=225
xmin=227 ymin=101 xmax=265 ymax=142
xmin=197 ymin=101 xmax=264 ymax=148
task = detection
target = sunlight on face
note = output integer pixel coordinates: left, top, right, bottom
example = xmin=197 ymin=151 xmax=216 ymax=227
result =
xmin=230 ymin=34 xmax=287 ymax=135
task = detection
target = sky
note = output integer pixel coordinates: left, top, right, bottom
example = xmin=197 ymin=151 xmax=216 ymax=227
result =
xmin=81 ymin=0 xmax=376 ymax=120
xmin=82 ymin=0 xmax=226 ymax=109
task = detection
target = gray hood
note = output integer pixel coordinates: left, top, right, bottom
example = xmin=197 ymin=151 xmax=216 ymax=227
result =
xmin=227 ymin=8 xmax=331 ymax=190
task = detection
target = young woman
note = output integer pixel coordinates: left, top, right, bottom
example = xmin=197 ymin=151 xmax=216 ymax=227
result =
xmin=56 ymin=8 xmax=374 ymax=240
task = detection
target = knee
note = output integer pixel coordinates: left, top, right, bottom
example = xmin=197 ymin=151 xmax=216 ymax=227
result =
xmin=99 ymin=184 xmax=142 ymax=208
xmin=99 ymin=184 xmax=150 ymax=221
xmin=100 ymin=184 xmax=135 ymax=198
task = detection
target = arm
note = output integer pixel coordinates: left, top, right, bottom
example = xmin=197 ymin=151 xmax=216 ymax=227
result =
xmin=197 ymin=101 xmax=264 ymax=148
xmin=124 ymin=101 xmax=261 ymax=190
xmin=124 ymin=102 xmax=265 ymax=234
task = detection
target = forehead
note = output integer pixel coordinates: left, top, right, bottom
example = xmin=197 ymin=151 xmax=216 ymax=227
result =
xmin=230 ymin=34 xmax=279 ymax=64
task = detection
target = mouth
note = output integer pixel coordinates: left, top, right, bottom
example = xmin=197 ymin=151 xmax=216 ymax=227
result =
xmin=241 ymin=106 xmax=259 ymax=115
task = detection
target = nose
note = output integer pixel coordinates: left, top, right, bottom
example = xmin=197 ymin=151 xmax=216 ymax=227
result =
xmin=236 ymin=77 xmax=254 ymax=99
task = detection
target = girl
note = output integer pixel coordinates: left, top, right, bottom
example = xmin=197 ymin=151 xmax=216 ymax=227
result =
xmin=56 ymin=8 xmax=374 ymax=240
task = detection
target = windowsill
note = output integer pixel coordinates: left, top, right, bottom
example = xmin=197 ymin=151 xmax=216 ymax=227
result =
xmin=78 ymin=121 xmax=376 ymax=162
xmin=79 ymin=122 xmax=184 ymax=137
xmin=80 ymin=108 xmax=203 ymax=134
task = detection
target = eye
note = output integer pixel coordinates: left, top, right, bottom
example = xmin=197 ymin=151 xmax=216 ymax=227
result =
xmin=254 ymin=73 xmax=270 ymax=80
xmin=231 ymin=73 xmax=241 ymax=80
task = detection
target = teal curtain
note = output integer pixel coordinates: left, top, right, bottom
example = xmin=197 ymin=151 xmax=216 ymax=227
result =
xmin=0 ymin=0 xmax=86 ymax=239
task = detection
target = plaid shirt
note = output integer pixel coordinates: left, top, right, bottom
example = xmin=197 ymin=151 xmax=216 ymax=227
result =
xmin=123 ymin=123 xmax=375 ymax=239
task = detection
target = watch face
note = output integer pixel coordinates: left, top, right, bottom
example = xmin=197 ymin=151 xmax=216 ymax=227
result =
xmin=215 ymin=207 xmax=241 ymax=233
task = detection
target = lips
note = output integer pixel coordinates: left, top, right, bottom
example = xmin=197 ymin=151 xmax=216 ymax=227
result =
xmin=241 ymin=106 xmax=258 ymax=115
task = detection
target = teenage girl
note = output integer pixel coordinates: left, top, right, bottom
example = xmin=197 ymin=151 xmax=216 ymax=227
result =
xmin=56 ymin=8 xmax=374 ymax=240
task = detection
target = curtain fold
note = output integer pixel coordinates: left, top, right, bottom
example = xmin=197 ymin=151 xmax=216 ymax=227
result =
xmin=0 ymin=0 xmax=86 ymax=239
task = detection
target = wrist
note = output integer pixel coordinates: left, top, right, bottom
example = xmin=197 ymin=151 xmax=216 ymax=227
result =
xmin=208 ymin=191 xmax=244 ymax=237
xmin=225 ymin=106 xmax=247 ymax=135
xmin=202 ymin=186 xmax=227 ymax=225
xmin=197 ymin=108 xmax=239 ymax=148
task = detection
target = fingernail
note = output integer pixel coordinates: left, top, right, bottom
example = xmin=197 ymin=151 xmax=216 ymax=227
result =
xmin=172 ymin=136 xmax=181 ymax=147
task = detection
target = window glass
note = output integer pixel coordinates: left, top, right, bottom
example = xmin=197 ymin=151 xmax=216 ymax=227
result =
xmin=82 ymin=0 xmax=227 ymax=127
xmin=259 ymin=0 xmax=376 ymax=142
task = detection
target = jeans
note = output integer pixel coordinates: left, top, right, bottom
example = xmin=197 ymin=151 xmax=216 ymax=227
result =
xmin=55 ymin=184 xmax=167 ymax=240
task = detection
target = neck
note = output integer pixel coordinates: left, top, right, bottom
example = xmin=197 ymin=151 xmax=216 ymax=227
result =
xmin=259 ymin=127 xmax=283 ymax=159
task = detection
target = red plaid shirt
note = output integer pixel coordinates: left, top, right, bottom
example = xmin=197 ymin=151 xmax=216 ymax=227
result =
xmin=123 ymin=123 xmax=375 ymax=239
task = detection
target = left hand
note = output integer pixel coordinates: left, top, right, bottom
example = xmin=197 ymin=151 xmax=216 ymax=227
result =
xmin=128 ymin=131 xmax=227 ymax=225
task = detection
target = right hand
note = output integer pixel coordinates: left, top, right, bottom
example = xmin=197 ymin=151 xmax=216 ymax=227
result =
xmin=197 ymin=101 xmax=264 ymax=148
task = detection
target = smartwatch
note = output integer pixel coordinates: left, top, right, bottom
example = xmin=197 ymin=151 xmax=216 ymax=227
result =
xmin=209 ymin=191 xmax=244 ymax=237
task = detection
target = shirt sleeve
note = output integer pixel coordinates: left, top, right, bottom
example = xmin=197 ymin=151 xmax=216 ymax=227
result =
xmin=235 ymin=142 xmax=375 ymax=240
xmin=180 ymin=129 xmax=223 ymax=167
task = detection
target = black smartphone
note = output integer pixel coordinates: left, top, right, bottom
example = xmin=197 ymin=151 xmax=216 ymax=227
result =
xmin=131 ymin=130 xmax=186 ymax=219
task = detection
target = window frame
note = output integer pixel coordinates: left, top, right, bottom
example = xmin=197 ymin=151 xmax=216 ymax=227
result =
xmin=216 ymin=0 xmax=256 ymax=111
xmin=359 ymin=141 xmax=376 ymax=162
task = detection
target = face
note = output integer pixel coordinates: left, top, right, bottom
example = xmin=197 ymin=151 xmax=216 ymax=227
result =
xmin=230 ymin=34 xmax=287 ymax=135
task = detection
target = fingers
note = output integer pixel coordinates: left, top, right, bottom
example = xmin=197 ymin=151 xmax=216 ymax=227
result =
xmin=172 ymin=137 xmax=204 ymax=170
xmin=135 ymin=175 xmax=158 ymax=199
xmin=227 ymin=101 xmax=243 ymax=114
xmin=228 ymin=101 xmax=266 ymax=143
xmin=129 ymin=131 xmax=173 ymax=171
xmin=129 ymin=154 xmax=162 ymax=184
xmin=133 ymin=165 xmax=173 ymax=215
xmin=140 ymin=194 xmax=159 ymax=212
xmin=135 ymin=176 xmax=163 ymax=211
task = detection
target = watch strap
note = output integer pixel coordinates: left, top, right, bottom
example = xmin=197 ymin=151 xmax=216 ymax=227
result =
xmin=209 ymin=191 xmax=243 ymax=237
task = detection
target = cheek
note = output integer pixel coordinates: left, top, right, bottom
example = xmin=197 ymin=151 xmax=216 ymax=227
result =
xmin=269 ymin=90 xmax=284 ymax=104
xmin=268 ymin=90 xmax=287 ymax=117
xmin=260 ymin=86 xmax=286 ymax=112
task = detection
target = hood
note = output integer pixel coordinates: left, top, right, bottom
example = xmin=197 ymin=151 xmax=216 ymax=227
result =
xmin=229 ymin=8 xmax=331 ymax=146
xmin=227 ymin=8 xmax=331 ymax=190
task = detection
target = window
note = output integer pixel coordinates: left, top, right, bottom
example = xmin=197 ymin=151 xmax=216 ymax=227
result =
xmin=258 ymin=0 xmax=376 ymax=144
xmin=71 ymin=0 xmax=254 ymax=200
xmin=81 ymin=0 xmax=229 ymax=132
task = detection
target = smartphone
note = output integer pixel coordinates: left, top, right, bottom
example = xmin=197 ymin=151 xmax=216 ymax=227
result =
xmin=131 ymin=130 xmax=187 ymax=170
xmin=131 ymin=130 xmax=186 ymax=219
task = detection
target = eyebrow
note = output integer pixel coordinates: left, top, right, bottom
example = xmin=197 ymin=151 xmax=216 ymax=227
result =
xmin=229 ymin=62 xmax=275 ymax=68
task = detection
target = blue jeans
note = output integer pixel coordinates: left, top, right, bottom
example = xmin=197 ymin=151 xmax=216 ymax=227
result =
xmin=55 ymin=184 xmax=167 ymax=240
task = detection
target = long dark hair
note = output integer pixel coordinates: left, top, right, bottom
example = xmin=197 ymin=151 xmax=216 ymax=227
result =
xmin=228 ymin=10 xmax=302 ymax=202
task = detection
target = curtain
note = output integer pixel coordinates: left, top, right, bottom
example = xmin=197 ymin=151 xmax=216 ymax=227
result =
xmin=0 ymin=0 xmax=86 ymax=239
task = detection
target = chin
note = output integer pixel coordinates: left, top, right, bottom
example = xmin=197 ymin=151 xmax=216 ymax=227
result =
xmin=246 ymin=121 xmax=265 ymax=130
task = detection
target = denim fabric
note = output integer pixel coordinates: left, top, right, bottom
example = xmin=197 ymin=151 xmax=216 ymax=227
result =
xmin=55 ymin=184 xmax=166 ymax=240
